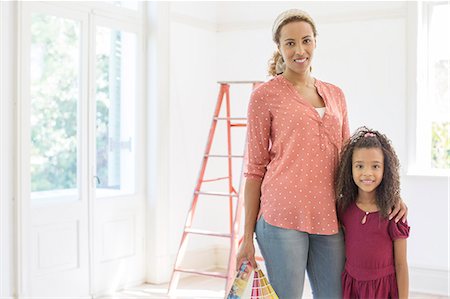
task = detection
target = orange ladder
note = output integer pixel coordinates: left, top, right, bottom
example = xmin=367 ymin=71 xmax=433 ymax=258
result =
xmin=168 ymin=81 xmax=262 ymax=296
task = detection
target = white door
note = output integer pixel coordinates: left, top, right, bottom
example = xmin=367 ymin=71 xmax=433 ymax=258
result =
xmin=18 ymin=2 xmax=145 ymax=297
xmin=18 ymin=3 xmax=91 ymax=297
xmin=90 ymin=15 xmax=146 ymax=295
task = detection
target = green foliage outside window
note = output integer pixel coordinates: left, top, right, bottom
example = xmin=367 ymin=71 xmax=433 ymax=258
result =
xmin=30 ymin=14 xmax=79 ymax=192
xmin=431 ymin=122 xmax=450 ymax=169
xmin=30 ymin=15 xmax=113 ymax=193
xmin=96 ymin=52 xmax=111 ymax=189
xmin=430 ymin=59 xmax=450 ymax=170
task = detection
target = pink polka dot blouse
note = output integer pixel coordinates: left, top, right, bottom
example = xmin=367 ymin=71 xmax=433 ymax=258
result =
xmin=244 ymin=75 xmax=350 ymax=234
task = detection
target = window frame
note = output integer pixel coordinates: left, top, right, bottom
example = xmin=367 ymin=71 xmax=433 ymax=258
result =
xmin=91 ymin=14 xmax=143 ymax=199
xmin=407 ymin=1 xmax=450 ymax=177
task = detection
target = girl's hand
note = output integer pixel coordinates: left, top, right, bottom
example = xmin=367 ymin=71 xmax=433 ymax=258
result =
xmin=236 ymin=239 xmax=256 ymax=270
xmin=389 ymin=199 xmax=408 ymax=223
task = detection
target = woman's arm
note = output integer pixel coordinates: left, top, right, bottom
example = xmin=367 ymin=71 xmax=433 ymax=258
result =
xmin=235 ymin=178 xmax=262 ymax=270
xmin=394 ymin=238 xmax=409 ymax=299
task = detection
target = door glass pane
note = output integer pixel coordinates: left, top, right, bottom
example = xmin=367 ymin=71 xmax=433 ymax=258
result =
xmin=95 ymin=26 xmax=136 ymax=195
xmin=429 ymin=4 xmax=450 ymax=169
xmin=30 ymin=13 xmax=80 ymax=198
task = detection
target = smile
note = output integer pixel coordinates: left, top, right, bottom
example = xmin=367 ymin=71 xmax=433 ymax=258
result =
xmin=294 ymin=58 xmax=307 ymax=63
xmin=360 ymin=179 xmax=375 ymax=185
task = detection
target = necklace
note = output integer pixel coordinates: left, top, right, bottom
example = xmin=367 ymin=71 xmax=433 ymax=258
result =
xmin=361 ymin=211 xmax=370 ymax=224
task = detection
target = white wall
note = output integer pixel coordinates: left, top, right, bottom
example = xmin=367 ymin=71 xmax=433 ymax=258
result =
xmin=168 ymin=1 xmax=234 ymax=270
xmin=1 ymin=1 xmax=17 ymax=297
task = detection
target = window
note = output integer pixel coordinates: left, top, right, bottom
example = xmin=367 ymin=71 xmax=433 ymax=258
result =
xmin=30 ymin=13 xmax=81 ymax=195
xmin=24 ymin=2 xmax=143 ymax=200
xmin=95 ymin=26 xmax=137 ymax=195
xmin=414 ymin=2 xmax=450 ymax=175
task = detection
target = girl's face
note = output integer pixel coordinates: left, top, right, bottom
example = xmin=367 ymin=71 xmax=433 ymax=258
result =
xmin=278 ymin=21 xmax=316 ymax=76
xmin=352 ymin=147 xmax=384 ymax=195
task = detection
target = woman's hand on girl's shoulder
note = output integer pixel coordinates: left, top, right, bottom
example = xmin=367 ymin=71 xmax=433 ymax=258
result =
xmin=389 ymin=199 xmax=408 ymax=223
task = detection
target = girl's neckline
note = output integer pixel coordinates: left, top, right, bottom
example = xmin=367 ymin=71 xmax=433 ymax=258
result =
xmin=354 ymin=202 xmax=380 ymax=214
xmin=354 ymin=202 xmax=379 ymax=225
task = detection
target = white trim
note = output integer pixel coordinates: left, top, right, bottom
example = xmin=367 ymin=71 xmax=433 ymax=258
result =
xmin=410 ymin=266 xmax=450 ymax=296
xmin=0 ymin=1 xmax=20 ymax=292
xmin=407 ymin=1 xmax=450 ymax=176
xmin=216 ymin=7 xmax=406 ymax=32
xmin=169 ymin=7 xmax=407 ymax=34
xmin=407 ymin=168 xmax=450 ymax=178
xmin=86 ymin=8 xmax=96 ymax=299
xmin=0 ymin=1 xmax=4 ymax=294
xmin=176 ymin=247 xmax=224 ymax=272
xmin=167 ymin=5 xmax=406 ymax=33
xmin=405 ymin=1 xmax=419 ymax=177
xmin=17 ymin=1 xmax=29 ymax=296
xmin=145 ymin=1 xmax=172 ymax=284
xmin=27 ymin=1 xmax=144 ymax=26
xmin=170 ymin=12 xmax=217 ymax=32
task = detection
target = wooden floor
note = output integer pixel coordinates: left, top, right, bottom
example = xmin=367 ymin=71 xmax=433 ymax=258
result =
xmin=99 ymin=271 xmax=449 ymax=299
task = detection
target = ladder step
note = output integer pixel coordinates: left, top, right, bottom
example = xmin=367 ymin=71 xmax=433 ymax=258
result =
xmin=174 ymin=268 xmax=228 ymax=279
xmin=205 ymin=154 xmax=244 ymax=158
xmin=217 ymin=81 xmax=264 ymax=84
xmin=195 ymin=191 xmax=238 ymax=197
xmin=202 ymin=176 xmax=229 ymax=183
xmin=230 ymin=123 xmax=246 ymax=127
xmin=214 ymin=117 xmax=246 ymax=121
xmin=185 ymin=228 xmax=231 ymax=238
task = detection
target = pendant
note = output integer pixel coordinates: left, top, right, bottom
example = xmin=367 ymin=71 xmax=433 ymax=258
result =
xmin=361 ymin=212 xmax=369 ymax=224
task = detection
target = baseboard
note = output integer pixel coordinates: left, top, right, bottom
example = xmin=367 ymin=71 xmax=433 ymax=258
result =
xmin=215 ymin=245 xmax=230 ymax=269
xmin=178 ymin=246 xmax=225 ymax=270
xmin=145 ymin=247 xmax=228 ymax=285
xmin=410 ymin=266 xmax=449 ymax=296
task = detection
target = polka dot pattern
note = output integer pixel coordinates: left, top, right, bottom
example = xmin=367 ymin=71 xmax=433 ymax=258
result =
xmin=244 ymin=75 xmax=350 ymax=235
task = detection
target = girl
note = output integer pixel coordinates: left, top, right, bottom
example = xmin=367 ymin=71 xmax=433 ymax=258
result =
xmin=335 ymin=127 xmax=410 ymax=299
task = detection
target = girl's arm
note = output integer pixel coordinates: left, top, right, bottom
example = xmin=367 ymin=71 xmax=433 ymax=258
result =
xmin=235 ymin=178 xmax=262 ymax=270
xmin=394 ymin=238 xmax=409 ymax=299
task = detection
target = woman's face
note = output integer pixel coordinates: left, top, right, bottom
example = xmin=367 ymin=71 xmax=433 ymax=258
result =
xmin=278 ymin=21 xmax=316 ymax=76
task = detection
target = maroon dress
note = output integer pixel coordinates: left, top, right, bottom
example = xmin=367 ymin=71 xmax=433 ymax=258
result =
xmin=340 ymin=202 xmax=410 ymax=299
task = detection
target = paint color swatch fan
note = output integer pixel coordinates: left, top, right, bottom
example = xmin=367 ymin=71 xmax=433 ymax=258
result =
xmin=227 ymin=262 xmax=279 ymax=299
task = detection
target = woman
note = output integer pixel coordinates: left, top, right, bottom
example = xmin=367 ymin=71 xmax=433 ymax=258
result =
xmin=236 ymin=9 xmax=407 ymax=298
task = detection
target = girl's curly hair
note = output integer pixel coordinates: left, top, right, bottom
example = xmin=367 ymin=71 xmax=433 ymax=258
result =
xmin=335 ymin=126 xmax=401 ymax=218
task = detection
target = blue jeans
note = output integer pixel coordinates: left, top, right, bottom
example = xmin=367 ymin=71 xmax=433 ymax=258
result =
xmin=255 ymin=216 xmax=345 ymax=299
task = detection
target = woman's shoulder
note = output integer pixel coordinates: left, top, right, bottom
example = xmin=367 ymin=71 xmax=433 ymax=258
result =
xmin=254 ymin=75 xmax=283 ymax=90
xmin=250 ymin=76 xmax=286 ymax=99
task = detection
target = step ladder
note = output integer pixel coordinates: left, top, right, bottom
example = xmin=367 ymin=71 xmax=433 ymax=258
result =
xmin=168 ymin=81 xmax=263 ymax=296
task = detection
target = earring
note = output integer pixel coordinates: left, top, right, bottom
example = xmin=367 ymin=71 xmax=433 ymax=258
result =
xmin=275 ymin=55 xmax=285 ymax=74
